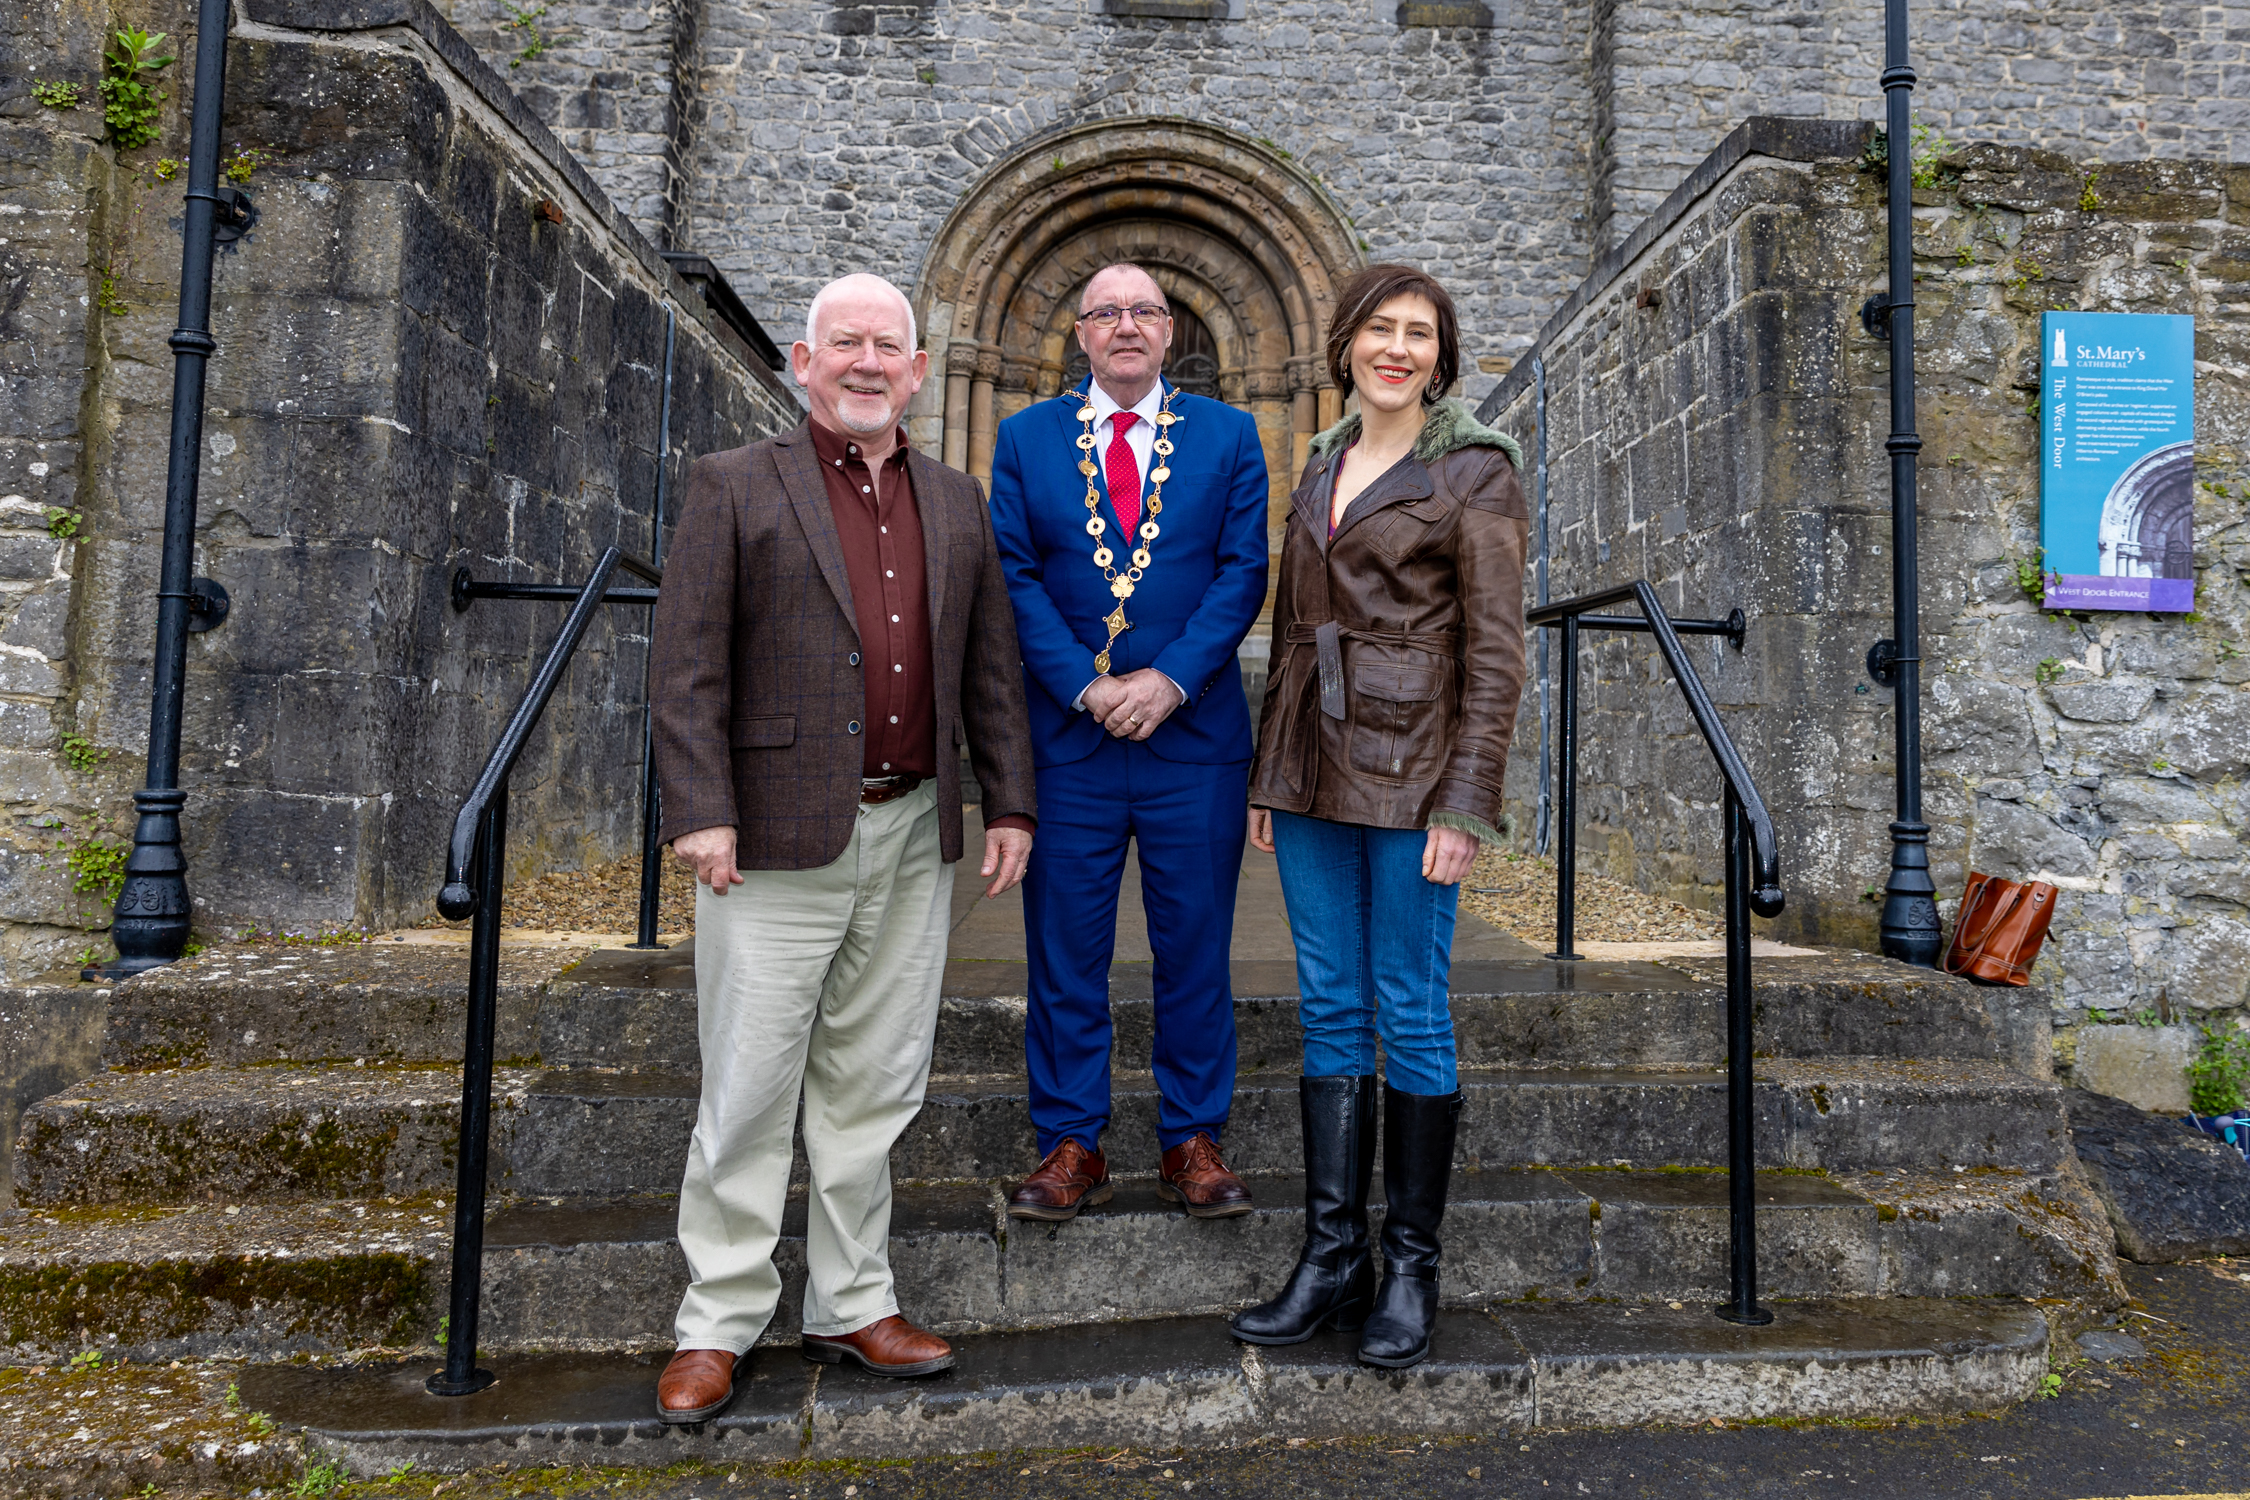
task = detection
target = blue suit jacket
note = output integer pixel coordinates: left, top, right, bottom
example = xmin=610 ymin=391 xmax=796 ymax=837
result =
xmin=990 ymin=379 xmax=1270 ymax=768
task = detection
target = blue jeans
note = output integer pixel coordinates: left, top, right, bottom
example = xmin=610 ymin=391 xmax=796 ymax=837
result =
xmin=1270 ymin=810 xmax=1460 ymax=1095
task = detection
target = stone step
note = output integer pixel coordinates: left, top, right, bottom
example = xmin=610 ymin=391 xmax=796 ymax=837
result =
xmin=13 ymin=1059 xmax=2070 ymax=1206
xmin=236 ymin=1300 xmax=2050 ymax=1473
xmin=102 ymin=943 xmax=2048 ymax=1077
xmin=3 ymin=1165 xmax=2110 ymax=1363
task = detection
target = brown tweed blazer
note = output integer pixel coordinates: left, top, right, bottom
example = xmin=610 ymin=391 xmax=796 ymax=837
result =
xmin=650 ymin=419 xmax=1036 ymax=868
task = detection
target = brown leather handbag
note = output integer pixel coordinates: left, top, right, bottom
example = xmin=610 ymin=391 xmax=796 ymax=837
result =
xmin=1943 ymin=872 xmax=2059 ymax=986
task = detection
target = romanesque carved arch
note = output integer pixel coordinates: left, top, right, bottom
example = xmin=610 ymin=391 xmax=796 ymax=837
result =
xmin=910 ymin=119 xmax=1365 ymax=523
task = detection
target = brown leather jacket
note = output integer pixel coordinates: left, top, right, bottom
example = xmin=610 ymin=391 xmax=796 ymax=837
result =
xmin=1249 ymin=401 xmax=1529 ymax=839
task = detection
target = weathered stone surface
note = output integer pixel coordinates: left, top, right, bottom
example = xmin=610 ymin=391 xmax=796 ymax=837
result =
xmin=1482 ymin=135 xmax=2250 ymax=1038
xmin=0 ymin=977 xmax=106 ymax=1208
xmin=239 ymin=1299 xmax=2046 ymax=1473
xmin=1 ymin=0 xmax=798 ymax=972
xmin=2066 ymin=1087 xmax=2250 ymax=1262
xmin=2072 ymin=1023 xmax=2199 ymax=1114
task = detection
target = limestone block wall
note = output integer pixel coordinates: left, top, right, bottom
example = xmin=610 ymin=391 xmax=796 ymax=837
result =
xmin=0 ymin=0 xmax=794 ymax=974
xmin=435 ymin=0 xmax=2250 ymax=372
xmin=0 ymin=0 xmax=147 ymax=975
xmin=459 ymin=0 xmax=1597 ymax=398
xmin=1609 ymin=0 xmax=2250 ymax=248
xmin=432 ymin=0 xmax=701 ymax=244
xmin=1484 ymin=121 xmax=2249 ymax=1038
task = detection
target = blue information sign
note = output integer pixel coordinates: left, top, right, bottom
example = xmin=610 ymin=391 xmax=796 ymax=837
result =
xmin=2039 ymin=311 xmax=2196 ymax=612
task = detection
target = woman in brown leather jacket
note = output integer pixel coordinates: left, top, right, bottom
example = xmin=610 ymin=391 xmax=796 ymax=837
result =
xmin=1229 ymin=265 xmax=1528 ymax=1369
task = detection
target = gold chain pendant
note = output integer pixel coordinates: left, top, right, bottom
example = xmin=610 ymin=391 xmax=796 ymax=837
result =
xmin=1082 ymin=389 xmax=1182 ymax=675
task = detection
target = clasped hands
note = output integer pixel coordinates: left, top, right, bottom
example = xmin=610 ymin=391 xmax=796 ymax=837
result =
xmin=1082 ymin=668 xmax=1182 ymax=742
xmin=673 ymin=820 xmax=1032 ymax=900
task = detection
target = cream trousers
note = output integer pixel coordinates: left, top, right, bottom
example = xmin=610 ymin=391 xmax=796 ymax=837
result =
xmin=673 ymin=782 xmax=955 ymax=1351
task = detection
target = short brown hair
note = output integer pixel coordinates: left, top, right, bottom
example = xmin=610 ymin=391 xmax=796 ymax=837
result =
xmin=1324 ymin=264 xmax=1460 ymax=405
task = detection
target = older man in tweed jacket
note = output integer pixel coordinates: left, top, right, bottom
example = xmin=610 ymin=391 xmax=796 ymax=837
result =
xmin=648 ymin=273 xmax=1035 ymax=1421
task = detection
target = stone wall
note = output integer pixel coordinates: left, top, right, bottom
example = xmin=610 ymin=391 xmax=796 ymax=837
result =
xmin=0 ymin=0 xmax=795 ymax=974
xmin=1481 ymin=118 xmax=2248 ymax=1045
xmin=430 ymin=0 xmax=2250 ymax=376
xmin=1608 ymin=0 xmax=2250 ymax=248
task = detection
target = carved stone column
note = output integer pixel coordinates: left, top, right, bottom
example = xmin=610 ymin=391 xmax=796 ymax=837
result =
xmin=969 ymin=345 xmax=1003 ymax=490
xmin=1286 ymin=356 xmax=1320 ymax=482
xmin=943 ymin=341 xmax=979 ymax=473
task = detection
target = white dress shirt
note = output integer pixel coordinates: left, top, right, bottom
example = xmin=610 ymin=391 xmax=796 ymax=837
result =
xmin=1074 ymin=377 xmax=1184 ymax=713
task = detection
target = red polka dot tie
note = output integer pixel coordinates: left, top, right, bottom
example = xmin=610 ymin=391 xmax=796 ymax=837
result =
xmin=1105 ymin=412 xmax=1142 ymax=541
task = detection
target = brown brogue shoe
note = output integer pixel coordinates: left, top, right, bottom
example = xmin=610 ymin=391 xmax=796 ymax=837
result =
xmin=1158 ymin=1132 xmax=1254 ymax=1218
xmin=657 ymin=1347 xmax=743 ymax=1423
xmin=801 ymin=1314 xmax=956 ymax=1377
xmin=1006 ymin=1138 xmax=1112 ymax=1222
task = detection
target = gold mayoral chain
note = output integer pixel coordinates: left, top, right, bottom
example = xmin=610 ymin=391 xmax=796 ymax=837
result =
xmin=1077 ymin=387 xmax=1183 ymax=674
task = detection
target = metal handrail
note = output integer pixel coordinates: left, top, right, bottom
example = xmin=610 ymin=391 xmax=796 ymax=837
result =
xmin=426 ymin=545 xmax=626 ymax=1397
xmin=1528 ymin=577 xmax=1785 ymax=1328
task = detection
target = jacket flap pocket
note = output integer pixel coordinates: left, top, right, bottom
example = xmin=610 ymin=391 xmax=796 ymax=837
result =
xmin=730 ymin=714 xmax=797 ymax=747
xmin=1354 ymin=664 xmax=1442 ymax=702
xmin=1397 ymin=496 xmax=1449 ymax=521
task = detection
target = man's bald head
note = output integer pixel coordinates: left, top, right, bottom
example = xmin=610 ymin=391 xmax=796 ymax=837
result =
xmin=805 ymin=273 xmax=918 ymax=353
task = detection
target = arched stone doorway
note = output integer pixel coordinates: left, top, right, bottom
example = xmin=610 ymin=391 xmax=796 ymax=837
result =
xmin=910 ymin=119 xmax=1364 ymax=560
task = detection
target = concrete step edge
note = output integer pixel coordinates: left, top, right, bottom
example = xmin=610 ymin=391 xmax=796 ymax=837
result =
xmin=236 ymin=1300 xmax=2051 ymax=1472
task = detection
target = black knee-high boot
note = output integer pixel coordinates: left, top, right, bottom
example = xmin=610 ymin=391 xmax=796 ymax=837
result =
xmin=1229 ymin=1074 xmax=1377 ymax=1344
xmin=1358 ymin=1083 xmax=1462 ymax=1368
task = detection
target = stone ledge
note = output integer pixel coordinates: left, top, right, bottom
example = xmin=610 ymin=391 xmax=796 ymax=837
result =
xmin=1397 ymin=1 xmax=1495 ymax=26
xmin=1101 ymin=0 xmax=1232 ymax=17
xmin=242 ymin=1299 xmax=2049 ymax=1472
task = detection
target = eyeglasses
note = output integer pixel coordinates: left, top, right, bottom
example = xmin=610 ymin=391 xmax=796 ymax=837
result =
xmin=1078 ymin=303 xmax=1171 ymax=328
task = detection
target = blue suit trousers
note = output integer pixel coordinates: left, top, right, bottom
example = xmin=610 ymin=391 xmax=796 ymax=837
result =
xmin=1022 ymin=736 xmax=1247 ymax=1158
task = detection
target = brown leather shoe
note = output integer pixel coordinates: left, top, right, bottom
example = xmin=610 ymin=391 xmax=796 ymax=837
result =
xmin=656 ymin=1347 xmax=744 ymax=1423
xmin=801 ymin=1314 xmax=956 ymax=1377
xmin=1006 ymin=1138 xmax=1112 ymax=1222
xmin=1158 ymin=1132 xmax=1254 ymax=1218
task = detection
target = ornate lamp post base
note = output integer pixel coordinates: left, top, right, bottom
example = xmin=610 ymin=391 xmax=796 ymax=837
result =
xmin=87 ymin=789 xmax=192 ymax=980
xmin=1878 ymin=818 xmax=1943 ymax=967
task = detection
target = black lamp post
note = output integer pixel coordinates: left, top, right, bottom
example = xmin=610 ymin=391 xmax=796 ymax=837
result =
xmin=94 ymin=0 xmax=251 ymax=979
xmin=1864 ymin=0 xmax=1943 ymax=966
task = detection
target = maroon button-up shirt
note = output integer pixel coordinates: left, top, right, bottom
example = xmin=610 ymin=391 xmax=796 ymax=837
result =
xmin=808 ymin=419 xmax=1033 ymax=836
xmin=811 ymin=419 xmax=936 ymax=780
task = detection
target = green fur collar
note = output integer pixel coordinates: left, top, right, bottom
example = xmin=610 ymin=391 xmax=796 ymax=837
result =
xmin=1308 ymin=399 xmax=1524 ymax=469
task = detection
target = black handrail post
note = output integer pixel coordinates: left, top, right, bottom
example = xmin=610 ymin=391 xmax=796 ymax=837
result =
xmin=97 ymin=0 xmax=236 ymax=978
xmin=1548 ymin=613 xmax=1584 ymax=961
xmin=630 ymin=307 xmax=677 ymax=950
xmin=1715 ymin=782 xmax=1772 ymax=1326
xmin=429 ymin=783 xmax=505 ymax=1397
xmin=1875 ymin=0 xmax=1942 ymax=966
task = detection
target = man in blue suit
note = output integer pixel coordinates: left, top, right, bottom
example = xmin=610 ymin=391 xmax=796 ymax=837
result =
xmin=988 ymin=262 xmax=1270 ymax=1223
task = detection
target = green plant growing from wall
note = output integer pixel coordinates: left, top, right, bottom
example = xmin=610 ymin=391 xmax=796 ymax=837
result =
xmin=94 ymin=266 xmax=126 ymax=316
xmin=33 ymin=78 xmax=84 ymax=109
xmin=2188 ymin=1023 xmax=2250 ymax=1115
xmin=2010 ymin=551 xmax=2054 ymax=606
xmin=2035 ymin=657 xmax=2065 ymax=684
xmin=151 ymin=156 xmax=181 ymax=181
xmin=65 ymin=830 xmax=127 ymax=903
xmin=224 ymin=143 xmax=278 ymax=183
xmin=60 ymin=735 xmax=108 ymax=773
xmin=2079 ymin=173 xmax=2100 ymax=212
xmin=45 ymin=507 xmax=81 ymax=540
xmin=502 ymin=2 xmax=551 ymax=66
xmin=1910 ymin=124 xmax=1952 ymax=188
xmin=100 ymin=28 xmax=174 ymax=150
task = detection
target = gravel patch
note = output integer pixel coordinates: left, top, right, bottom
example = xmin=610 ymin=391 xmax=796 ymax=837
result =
xmin=1461 ymin=848 xmax=1723 ymax=947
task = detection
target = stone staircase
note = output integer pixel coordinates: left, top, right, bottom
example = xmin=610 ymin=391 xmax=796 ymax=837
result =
xmin=2 ymin=840 xmax=2121 ymax=1472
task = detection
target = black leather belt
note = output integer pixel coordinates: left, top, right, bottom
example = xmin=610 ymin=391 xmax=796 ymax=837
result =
xmin=860 ymin=774 xmax=925 ymax=805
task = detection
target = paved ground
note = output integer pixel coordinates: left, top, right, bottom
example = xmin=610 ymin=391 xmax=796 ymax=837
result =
xmin=133 ymin=1259 xmax=2233 ymax=1500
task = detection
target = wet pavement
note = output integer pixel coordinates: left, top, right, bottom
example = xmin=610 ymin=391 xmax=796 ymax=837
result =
xmin=92 ymin=1256 xmax=2238 ymax=1500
